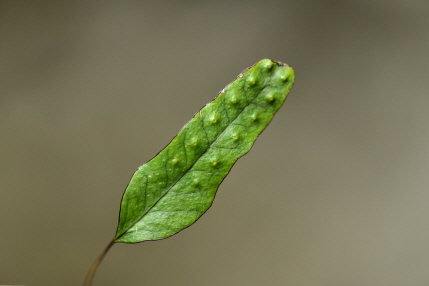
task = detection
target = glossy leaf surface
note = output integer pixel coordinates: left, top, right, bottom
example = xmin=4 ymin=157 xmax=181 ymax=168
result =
xmin=115 ymin=59 xmax=294 ymax=243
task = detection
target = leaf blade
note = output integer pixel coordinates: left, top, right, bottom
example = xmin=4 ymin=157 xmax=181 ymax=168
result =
xmin=115 ymin=59 xmax=294 ymax=243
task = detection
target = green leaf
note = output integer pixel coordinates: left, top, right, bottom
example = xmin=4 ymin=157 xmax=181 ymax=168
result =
xmin=114 ymin=59 xmax=294 ymax=243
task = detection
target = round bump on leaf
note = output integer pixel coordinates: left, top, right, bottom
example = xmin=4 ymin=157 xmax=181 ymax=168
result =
xmin=210 ymin=114 xmax=218 ymax=124
xmin=263 ymin=61 xmax=273 ymax=70
xmin=193 ymin=178 xmax=200 ymax=186
xmin=266 ymin=94 xmax=275 ymax=103
xmin=251 ymin=113 xmax=259 ymax=123
xmin=188 ymin=137 xmax=198 ymax=147
xmin=247 ymin=75 xmax=257 ymax=86
xmin=232 ymin=133 xmax=240 ymax=141
xmin=212 ymin=159 xmax=220 ymax=167
xmin=280 ymin=72 xmax=289 ymax=82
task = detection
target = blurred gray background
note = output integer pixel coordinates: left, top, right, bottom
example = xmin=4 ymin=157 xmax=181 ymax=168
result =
xmin=1 ymin=1 xmax=429 ymax=285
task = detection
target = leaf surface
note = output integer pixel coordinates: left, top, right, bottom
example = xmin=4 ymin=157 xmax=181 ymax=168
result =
xmin=115 ymin=59 xmax=294 ymax=243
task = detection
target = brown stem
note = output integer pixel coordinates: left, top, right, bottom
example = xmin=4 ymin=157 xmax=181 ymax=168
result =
xmin=83 ymin=240 xmax=115 ymax=286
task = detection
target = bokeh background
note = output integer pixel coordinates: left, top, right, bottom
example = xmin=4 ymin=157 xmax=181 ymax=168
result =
xmin=2 ymin=1 xmax=429 ymax=285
